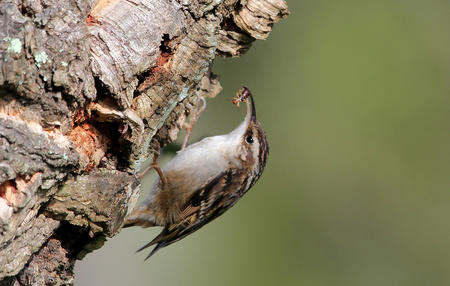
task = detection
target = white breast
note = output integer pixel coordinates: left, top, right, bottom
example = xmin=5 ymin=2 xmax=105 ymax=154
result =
xmin=163 ymin=135 xmax=235 ymax=188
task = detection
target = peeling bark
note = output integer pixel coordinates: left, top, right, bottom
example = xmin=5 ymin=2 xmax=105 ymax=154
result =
xmin=0 ymin=0 xmax=288 ymax=284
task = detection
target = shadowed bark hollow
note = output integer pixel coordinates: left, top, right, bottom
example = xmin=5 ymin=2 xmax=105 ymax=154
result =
xmin=0 ymin=0 xmax=288 ymax=284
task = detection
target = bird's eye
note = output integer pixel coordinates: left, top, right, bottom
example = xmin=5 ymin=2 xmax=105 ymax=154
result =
xmin=246 ymin=135 xmax=254 ymax=144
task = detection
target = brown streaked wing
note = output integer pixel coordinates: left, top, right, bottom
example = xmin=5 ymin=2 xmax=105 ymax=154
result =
xmin=139 ymin=169 xmax=242 ymax=260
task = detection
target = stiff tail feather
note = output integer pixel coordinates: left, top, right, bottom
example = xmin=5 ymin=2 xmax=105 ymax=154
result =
xmin=123 ymin=208 xmax=157 ymax=228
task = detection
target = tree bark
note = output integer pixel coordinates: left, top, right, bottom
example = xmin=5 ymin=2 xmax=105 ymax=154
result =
xmin=0 ymin=0 xmax=288 ymax=284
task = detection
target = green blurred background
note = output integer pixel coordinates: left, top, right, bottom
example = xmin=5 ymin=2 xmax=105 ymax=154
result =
xmin=76 ymin=1 xmax=450 ymax=285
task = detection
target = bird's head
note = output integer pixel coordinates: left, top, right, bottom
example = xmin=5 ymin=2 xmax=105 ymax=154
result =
xmin=229 ymin=87 xmax=269 ymax=183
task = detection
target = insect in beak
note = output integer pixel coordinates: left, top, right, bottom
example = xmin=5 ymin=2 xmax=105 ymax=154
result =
xmin=233 ymin=86 xmax=257 ymax=123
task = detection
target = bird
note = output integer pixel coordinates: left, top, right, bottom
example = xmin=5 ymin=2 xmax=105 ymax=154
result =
xmin=124 ymin=87 xmax=269 ymax=260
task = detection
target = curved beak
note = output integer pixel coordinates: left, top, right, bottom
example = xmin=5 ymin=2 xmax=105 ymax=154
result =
xmin=243 ymin=87 xmax=257 ymax=122
xmin=228 ymin=87 xmax=258 ymax=139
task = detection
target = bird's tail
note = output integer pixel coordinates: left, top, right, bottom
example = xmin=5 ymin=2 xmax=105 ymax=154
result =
xmin=123 ymin=207 xmax=157 ymax=228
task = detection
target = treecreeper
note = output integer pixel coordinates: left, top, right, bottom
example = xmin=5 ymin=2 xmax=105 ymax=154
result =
xmin=124 ymin=87 xmax=269 ymax=259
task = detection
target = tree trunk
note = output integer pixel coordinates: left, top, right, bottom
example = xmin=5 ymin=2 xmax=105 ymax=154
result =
xmin=0 ymin=0 xmax=288 ymax=284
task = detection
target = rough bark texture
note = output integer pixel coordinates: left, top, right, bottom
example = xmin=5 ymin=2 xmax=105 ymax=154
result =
xmin=0 ymin=0 xmax=288 ymax=284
